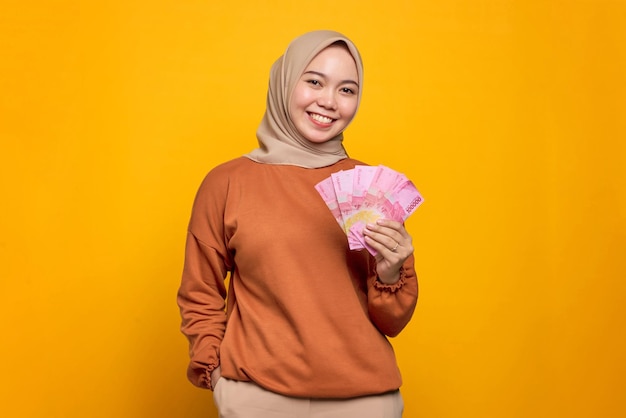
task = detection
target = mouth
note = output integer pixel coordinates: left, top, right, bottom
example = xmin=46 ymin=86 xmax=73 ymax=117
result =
xmin=308 ymin=112 xmax=335 ymax=125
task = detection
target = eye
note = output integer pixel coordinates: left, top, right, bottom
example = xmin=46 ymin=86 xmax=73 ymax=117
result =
xmin=341 ymin=87 xmax=355 ymax=94
xmin=306 ymin=79 xmax=321 ymax=86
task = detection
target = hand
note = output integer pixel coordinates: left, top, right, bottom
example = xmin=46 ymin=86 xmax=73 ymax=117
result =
xmin=363 ymin=219 xmax=413 ymax=284
xmin=210 ymin=366 xmax=222 ymax=390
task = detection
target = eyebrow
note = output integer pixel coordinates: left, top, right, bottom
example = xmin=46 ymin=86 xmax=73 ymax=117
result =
xmin=303 ymin=70 xmax=359 ymax=86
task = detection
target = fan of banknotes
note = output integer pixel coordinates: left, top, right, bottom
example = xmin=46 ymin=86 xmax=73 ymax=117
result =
xmin=315 ymin=165 xmax=424 ymax=255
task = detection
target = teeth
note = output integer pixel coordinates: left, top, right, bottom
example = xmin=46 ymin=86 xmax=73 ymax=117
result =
xmin=310 ymin=113 xmax=333 ymax=124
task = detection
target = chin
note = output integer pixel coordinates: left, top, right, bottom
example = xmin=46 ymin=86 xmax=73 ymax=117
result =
xmin=304 ymin=136 xmax=334 ymax=144
xmin=301 ymin=130 xmax=337 ymax=144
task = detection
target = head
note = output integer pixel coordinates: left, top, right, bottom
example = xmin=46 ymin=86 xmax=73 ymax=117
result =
xmin=249 ymin=30 xmax=364 ymax=168
xmin=289 ymin=42 xmax=360 ymax=144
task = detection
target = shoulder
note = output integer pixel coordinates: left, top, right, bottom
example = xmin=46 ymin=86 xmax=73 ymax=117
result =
xmin=198 ymin=157 xmax=258 ymax=186
xmin=191 ymin=158 xmax=252 ymax=204
xmin=338 ymin=157 xmax=371 ymax=168
xmin=205 ymin=157 xmax=253 ymax=177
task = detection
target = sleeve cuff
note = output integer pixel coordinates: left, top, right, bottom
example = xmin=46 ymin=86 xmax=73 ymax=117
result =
xmin=373 ymin=267 xmax=408 ymax=293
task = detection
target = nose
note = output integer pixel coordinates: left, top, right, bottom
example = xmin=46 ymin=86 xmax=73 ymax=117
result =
xmin=317 ymin=89 xmax=337 ymax=110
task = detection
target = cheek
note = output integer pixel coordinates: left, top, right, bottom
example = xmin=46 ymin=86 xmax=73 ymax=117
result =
xmin=290 ymin=85 xmax=311 ymax=110
xmin=340 ymin=98 xmax=359 ymax=118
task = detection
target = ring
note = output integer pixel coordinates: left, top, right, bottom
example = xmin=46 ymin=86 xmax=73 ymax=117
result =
xmin=391 ymin=242 xmax=399 ymax=252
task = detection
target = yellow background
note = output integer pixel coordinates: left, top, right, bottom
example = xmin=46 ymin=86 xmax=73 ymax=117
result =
xmin=1 ymin=1 xmax=624 ymax=417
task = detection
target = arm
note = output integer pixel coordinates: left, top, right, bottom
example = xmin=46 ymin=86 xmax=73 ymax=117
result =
xmin=367 ymin=257 xmax=418 ymax=337
xmin=177 ymin=232 xmax=228 ymax=389
xmin=363 ymin=219 xmax=419 ymax=337
xmin=177 ymin=170 xmax=232 ymax=389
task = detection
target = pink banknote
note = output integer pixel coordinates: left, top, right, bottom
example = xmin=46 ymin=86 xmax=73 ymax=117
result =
xmin=352 ymin=165 xmax=377 ymax=209
xmin=315 ymin=165 xmax=424 ymax=255
xmin=330 ymin=169 xmax=355 ymax=231
xmin=314 ymin=177 xmax=343 ymax=227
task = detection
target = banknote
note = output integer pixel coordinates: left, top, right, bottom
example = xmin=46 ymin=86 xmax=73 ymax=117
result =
xmin=315 ymin=165 xmax=424 ymax=255
xmin=330 ymin=169 xmax=355 ymax=231
xmin=314 ymin=177 xmax=343 ymax=227
xmin=352 ymin=165 xmax=377 ymax=209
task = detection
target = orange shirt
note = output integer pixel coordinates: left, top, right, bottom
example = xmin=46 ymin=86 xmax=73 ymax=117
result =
xmin=177 ymin=157 xmax=418 ymax=398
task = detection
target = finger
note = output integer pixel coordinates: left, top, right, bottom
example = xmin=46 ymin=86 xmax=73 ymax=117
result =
xmin=364 ymin=222 xmax=403 ymax=245
xmin=371 ymin=219 xmax=414 ymax=250
xmin=371 ymin=219 xmax=411 ymax=242
xmin=363 ymin=230 xmax=404 ymax=256
xmin=364 ymin=234 xmax=400 ymax=256
xmin=366 ymin=229 xmax=415 ymax=261
xmin=374 ymin=218 xmax=404 ymax=232
xmin=364 ymin=224 xmax=396 ymax=245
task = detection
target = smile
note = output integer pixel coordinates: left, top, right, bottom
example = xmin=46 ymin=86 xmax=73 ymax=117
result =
xmin=309 ymin=113 xmax=335 ymax=124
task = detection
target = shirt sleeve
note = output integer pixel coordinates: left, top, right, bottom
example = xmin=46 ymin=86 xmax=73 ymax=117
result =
xmin=176 ymin=169 xmax=233 ymax=389
xmin=367 ymin=254 xmax=419 ymax=337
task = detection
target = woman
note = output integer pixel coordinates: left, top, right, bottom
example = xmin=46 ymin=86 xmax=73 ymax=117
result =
xmin=177 ymin=30 xmax=418 ymax=418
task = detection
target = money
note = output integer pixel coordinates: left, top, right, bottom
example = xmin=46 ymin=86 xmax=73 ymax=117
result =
xmin=316 ymin=165 xmax=424 ymax=254
xmin=314 ymin=177 xmax=343 ymax=227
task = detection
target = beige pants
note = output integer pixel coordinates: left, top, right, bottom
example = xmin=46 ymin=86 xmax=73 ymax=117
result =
xmin=213 ymin=378 xmax=404 ymax=418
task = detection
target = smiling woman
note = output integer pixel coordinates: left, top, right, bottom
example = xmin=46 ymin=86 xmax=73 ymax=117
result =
xmin=176 ymin=30 xmax=418 ymax=418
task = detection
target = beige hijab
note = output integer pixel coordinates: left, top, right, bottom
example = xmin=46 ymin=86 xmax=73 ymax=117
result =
xmin=244 ymin=30 xmax=364 ymax=168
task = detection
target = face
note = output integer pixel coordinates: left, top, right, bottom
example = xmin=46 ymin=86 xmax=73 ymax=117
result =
xmin=289 ymin=44 xmax=359 ymax=144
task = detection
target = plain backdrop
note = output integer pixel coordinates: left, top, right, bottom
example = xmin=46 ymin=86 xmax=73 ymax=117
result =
xmin=1 ymin=1 xmax=625 ymax=417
